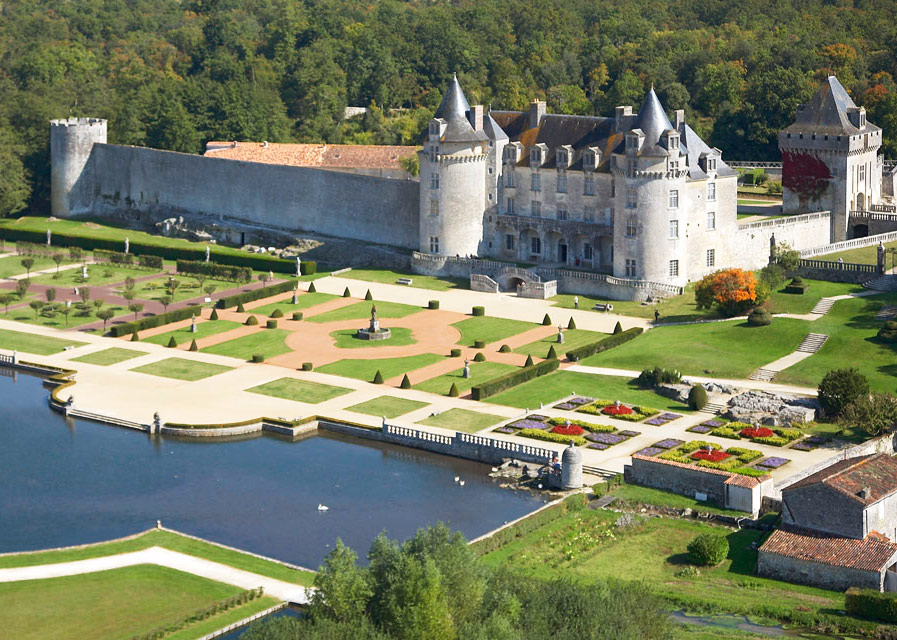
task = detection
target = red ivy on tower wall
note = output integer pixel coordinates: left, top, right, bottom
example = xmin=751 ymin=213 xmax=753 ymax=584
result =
xmin=782 ymin=151 xmax=832 ymax=200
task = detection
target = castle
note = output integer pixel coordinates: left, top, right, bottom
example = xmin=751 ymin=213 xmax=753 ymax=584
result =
xmin=50 ymin=75 xmax=890 ymax=301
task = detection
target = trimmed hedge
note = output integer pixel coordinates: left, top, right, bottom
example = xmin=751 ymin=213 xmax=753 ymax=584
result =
xmin=471 ymin=358 xmax=560 ymax=400
xmin=245 ymin=315 xmax=259 ymax=326
xmin=93 ymin=249 xmax=164 ymax=271
xmin=542 ymin=313 xmax=552 ymax=326
xmin=472 ymin=306 xmax=485 ymax=316
xmin=301 ymin=362 xmax=313 ymax=371
xmin=498 ymin=344 xmax=511 ymax=353
xmin=428 ymin=300 xmax=440 ymax=310
xmin=216 ymin=279 xmax=296 ymax=309
xmin=292 ymin=311 xmax=303 ymax=321
xmin=473 ymin=339 xmax=486 ymax=349
xmin=448 ymin=382 xmax=459 ymax=397
xmin=846 ymin=588 xmax=897 ymax=623
xmin=473 ymin=352 xmax=486 ymax=362
xmin=107 ymin=305 xmax=200 ymax=337
xmin=450 ymin=348 xmax=462 ymax=357
xmin=270 ymin=308 xmax=284 ymax=318
xmin=251 ymin=354 xmax=264 ymax=363
xmin=176 ymin=260 xmax=251 ymax=283
xmin=470 ymin=494 xmax=586 ymax=555
xmin=400 ymin=374 xmax=412 ymax=389
xmin=565 ymin=327 xmax=643 ymax=361
xmin=747 ymin=308 xmax=772 ymax=326
xmin=266 ymin=319 xmax=277 ymax=328
xmin=688 ymin=384 xmax=708 ymax=410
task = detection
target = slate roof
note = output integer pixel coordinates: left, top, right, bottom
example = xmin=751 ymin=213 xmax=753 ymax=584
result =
xmin=434 ymin=74 xmax=470 ymax=121
xmin=760 ymin=527 xmax=897 ymax=572
xmin=783 ymin=75 xmax=881 ymax=136
xmin=785 ymin=453 xmax=897 ymax=506
xmin=204 ymin=142 xmax=418 ymax=170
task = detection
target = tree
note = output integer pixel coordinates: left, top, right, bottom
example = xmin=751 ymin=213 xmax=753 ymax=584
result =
xmin=399 ymin=155 xmax=419 ymax=177
xmin=15 ymin=279 xmax=29 ymax=300
xmin=400 ymin=374 xmax=412 ymax=389
xmin=771 ymin=242 xmax=801 ymax=272
xmin=0 ymin=293 xmax=13 ymax=314
xmin=204 ymin=284 xmax=217 ymax=298
xmin=310 ymin=539 xmax=372 ymax=623
xmin=20 ymin=258 xmax=34 ymax=278
xmin=28 ymin=300 xmax=45 ymax=319
xmin=695 ymin=61 xmax=746 ymax=116
xmin=841 ymin=394 xmax=897 ymax=436
xmin=694 ymin=269 xmax=757 ymax=316
xmin=96 ymin=308 xmax=115 ymax=332
xmin=45 ymin=287 xmax=56 ymax=303
xmin=92 ymin=299 xmax=104 ymax=313
xmin=128 ymin=302 xmax=144 ymax=321
xmin=687 ymin=534 xmax=729 ymax=566
xmin=121 ymin=289 xmax=136 ymax=303
xmin=79 ymin=287 xmax=90 ymax=304
xmin=52 ymin=253 xmax=64 ymax=275
xmin=159 ymin=295 xmax=172 ymax=313
xmin=124 ymin=276 xmax=136 ymax=292
xmin=60 ymin=304 xmax=72 ymax=326
xmin=818 ymin=369 xmax=869 ymax=417
xmin=0 ymin=125 xmax=31 ymax=217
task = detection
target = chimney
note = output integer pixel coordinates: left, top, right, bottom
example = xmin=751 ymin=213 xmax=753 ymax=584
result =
xmin=674 ymin=109 xmax=685 ymax=130
xmin=529 ymin=100 xmax=546 ymax=129
xmin=615 ymin=105 xmax=633 ymax=132
xmin=858 ymin=487 xmax=871 ymax=500
xmin=469 ymin=105 xmax=484 ymax=132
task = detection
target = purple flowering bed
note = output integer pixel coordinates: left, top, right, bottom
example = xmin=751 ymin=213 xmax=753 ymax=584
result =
xmin=659 ymin=413 xmax=683 ymax=421
xmin=507 ymin=418 xmax=549 ymax=430
xmin=494 ymin=426 xmax=516 ymax=434
xmin=635 ymin=446 xmax=664 ymax=457
xmin=619 ymin=430 xmax=640 ymax=438
xmin=587 ymin=443 xmax=609 ymax=450
xmin=757 ymin=457 xmax=790 ymax=469
xmin=790 ymin=441 xmax=814 ymax=451
xmin=653 ymin=438 xmax=685 ymax=449
xmin=554 ymin=402 xmax=576 ymax=411
xmin=553 ymin=396 xmax=592 ymax=411
xmin=587 ymin=432 xmax=628 ymax=445
xmin=528 ymin=414 xmax=550 ymax=422
xmin=700 ymin=420 xmax=726 ymax=428
xmin=748 ymin=465 xmax=772 ymax=475
xmin=688 ymin=425 xmax=713 ymax=434
xmin=644 ymin=417 xmax=668 ymax=426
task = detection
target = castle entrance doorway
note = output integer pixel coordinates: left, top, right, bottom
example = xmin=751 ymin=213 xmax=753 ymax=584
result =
xmin=853 ymin=223 xmax=869 ymax=238
xmin=558 ymin=243 xmax=568 ymax=264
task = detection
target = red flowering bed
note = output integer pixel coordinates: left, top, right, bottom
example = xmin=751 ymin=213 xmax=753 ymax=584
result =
xmin=551 ymin=424 xmax=585 ymax=436
xmin=602 ymin=404 xmax=634 ymax=416
xmin=740 ymin=427 xmax=774 ymax=439
xmin=691 ymin=449 xmax=731 ymax=463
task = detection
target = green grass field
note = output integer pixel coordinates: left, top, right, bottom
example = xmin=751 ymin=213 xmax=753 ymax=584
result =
xmin=6 ymin=301 xmax=129 ymax=330
xmin=316 ymin=353 xmax=444 ymax=382
xmin=417 ymin=407 xmax=507 ymax=432
xmin=250 ymin=292 xmax=338 ymax=315
xmin=762 ymin=279 xmax=863 ymax=315
xmin=514 ymin=328 xmax=605 ymax=357
xmin=0 ymin=254 xmax=74 ymax=279
xmin=130 ymin=275 xmax=237 ymax=304
xmin=814 ymin=239 xmax=897 ymax=265
xmin=413 ymin=361 xmax=516 ymax=395
xmin=247 ymin=377 xmax=353 ymax=403
xmin=345 ymin=395 xmax=429 ymax=418
xmin=0 ymin=328 xmax=86 ymax=354
xmin=306 ymin=300 xmax=422 ymax=324
xmin=31 ymin=263 xmax=154 ymax=288
xmin=329 ymin=327 xmax=415 ymax=348
xmin=452 ymin=316 xmax=535 ymax=346
xmin=486 ymin=371 xmax=692 ymax=412
xmin=340 ymin=268 xmax=467 ymax=291
xmin=130 ymin=357 xmax=234 ymax=381
xmin=70 ymin=347 xmax=145 ymax=366
xmin=581 ymin=318 xmax=810 ymax=379
xmin=610 ymin=484 xmax=746 ymax=518
xmin=0 ymin=564 xmax=250 ymax=640
xmin=201 ymin=328 xmax=291 ymax=361
xmin=143 ymin=319 xmax=241 ymax=346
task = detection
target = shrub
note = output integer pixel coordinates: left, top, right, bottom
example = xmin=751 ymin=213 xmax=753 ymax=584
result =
xmin=308 ymin=282 xmax=317 ymax=293
xmin=524 ymin=354 xmax=534 ymax=367
xmin=637 ymin=366 xmax=681 ymax=388
xmin=448 ymin=382 xmax=460 ymax=397
xmin=473 ymin=352 xmax=486 ymax=362
xmin=428 ymin=300 xmax=439 ymax=310
xmin=694 ymin=268 xmax=758 ymax=316
xmin=210 ymin=308 xmax=219 ymax=320
xmin=131 ymin=331 xmax=140 ymax=342
xmin=292 ymin=311 xmax=303 ymax=321
xmin=818 ymin=368 xmax=869 ymax=417
xmin=726 ymin=447 xmax=763 ymax=463
xmin=400 ymin=374 xmax=412 ymax=389
xmin=266 ymin=319 xmax=277 ymax=328
xmin=251 ymin=354 xmax=264 ymax=363
xmin=747 ymin=308 xmax=772 ymax=326
xmin=473 ymin=339 xmax=486 ymax=349
xmin=542 ymin=313 xmax=552 ymax=326
xmin=450 ymin=348 xmax=462 ymax=357
xmin=517 ymin=428 xmax=586 ymax=446
xmin=167 ymin=336 xmax=178 ymax=348
xmin=688 ymin=384 xmax=708 ymax=411
xmin=300 ymin=261 xmax=317 ymax=276
xmin=784 ymin=276 xmax=809 ymax=294
xmin=342 ymin=287 xmax=351 ymax=297
xmin=472 ymin=306 xmax=485 ymax=316
xmin=566 ymin=327 xmax=643 ymax=361
xmin=774 ymin=427 xmax=803 ymax=441
xmin=878 ymin=320 xmax=897 ymax=343
xmin=216 ymin=279 xmax=297 ymax=309
xmin=189 ymin=339 xmax=198 ymax=351
xmin=567 ymin=317 xmax=576 ymax=330
xmin=270 ymin=308 xmax=284 ymax=318
xmin=613 ymin=321 xmax=623 ymax=334
xmin=108 ymin=305 xmax=202 ymax=337
xmin=498 ymin=344 xmax=511 ymax=353
xmin=372 ymin=370 xmax=384 ymax=384
xmin=236 ymin=303 xmax=246 ymax=312
xmin=687 ymin=534 xmax=729 ymax=566
xmin=546 ymin=345 xmax=558 ymax=359
xmin=751 ymin=435 xmax=791 ymax=447
xmin=176 ymin=260 xmax=251 ymax=283
xmin=245 ymin=315 xmax=259 ymax=326
xmin=302 ymin=362 xmax=313 ymax=371
xmin=846 ymin=587 xmax=897 ymax=623
xmin=471 ymin=358 xmax=560 ymax=400
xmin=365 ymin=289 xmax=373 ymax=301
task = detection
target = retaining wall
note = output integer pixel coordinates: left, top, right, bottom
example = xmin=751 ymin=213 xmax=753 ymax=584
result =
xmin=732 ymin=212 xmax=832 ymax=271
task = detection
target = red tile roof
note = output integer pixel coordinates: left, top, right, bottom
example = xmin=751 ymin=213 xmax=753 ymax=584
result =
xmin=631 ymin=454 xmax=762 ymax=486
xmin=785 ymin=453 xmax=897 ymax=506
xmin=725 ymin=474 xmax=761 ymax=488
xmin=760 ymin=527 xmax=897 ymax=572
xmin=204 ymin=142 xmax=419 ymax=170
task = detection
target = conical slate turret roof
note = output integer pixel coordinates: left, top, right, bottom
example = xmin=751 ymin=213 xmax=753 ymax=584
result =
xmin=634 ymin=87 xmax=674 ymax=147
xmin=434 ymin=74 xmax=470 ymax=121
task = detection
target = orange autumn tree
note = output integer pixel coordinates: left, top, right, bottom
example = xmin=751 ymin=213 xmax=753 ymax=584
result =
xmin=694 ymin=268 xmax=758 ymax=316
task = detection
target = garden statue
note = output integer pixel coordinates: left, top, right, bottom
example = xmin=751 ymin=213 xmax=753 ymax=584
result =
xmin=463 ymin=359 xmax=471 ymax=378
xmin=190 ymin=315 xmax=197 ymax=333
xmin=382 ymin=416 xmax=387 ymax=429
xmin=81 ymin=265 xmax=88 ymax=279
xmin=205 ymin=246 xmax=210 ymax=262
xmin=292 ymin=286 xmax=299 ymax=304
xmin=46 ymin=229 xmax=51 ymax=246
xmin=268 ymin=270 xmax=274 ymax=282
xmin=369 ymin=305 xmax=379 ymax=332
xmin=296 ymin=256 xmax=301 ymax=277
xmin=124 ymin=237 xmax=129 ymax=254
xmin=557 ymin=325 xmax=564 ymax=344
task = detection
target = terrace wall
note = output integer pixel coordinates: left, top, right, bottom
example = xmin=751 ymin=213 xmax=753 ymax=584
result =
xmin=757 ymin=550 xmax=885 ymax=592
xmin=624 ymin=455 xmax=731 ymax=508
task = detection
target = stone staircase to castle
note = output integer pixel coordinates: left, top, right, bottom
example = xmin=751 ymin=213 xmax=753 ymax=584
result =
xmin=749 ymin=368 xmax=779 ymax=382
xmin=864 ymin=274 xmax=897 ymax=292
xmin=876 ymin=305 xmax=897 ymax=321
xmin=698 ymin=401 xmax=727 ymax=415
xmin=809 ymin=298 xmax=836 ymax=315
xmin=796 ymin=333 xmax=829 ymax=354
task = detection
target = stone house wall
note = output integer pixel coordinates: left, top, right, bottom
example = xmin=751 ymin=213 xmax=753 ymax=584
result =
xmin=624 ymin=456 xmax=730 ymax=506
xmin=758 ymin=550 xmax=885 ymax=592
xmin=782 ymin=483 xmax=865 ymax=539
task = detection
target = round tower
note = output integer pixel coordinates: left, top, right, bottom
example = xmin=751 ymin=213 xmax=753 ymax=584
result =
xmin=50 ymin=118 xmax=107 ymax=217
xmin=561 ymin=442 xmax=583 ymax=490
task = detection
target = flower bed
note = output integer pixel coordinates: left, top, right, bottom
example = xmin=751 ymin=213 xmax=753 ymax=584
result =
xmin=790 ymin=435 xmax=828 ymax=451
xmin=700 ymin=419 xmax=726 ymax=428
xmin=587 ymin=443 xmax=609 ymax=450
xmin=710 ymin=426 xmax=741 ymax=439
xmin=658 ymin=451 xmax=692 ymax=464
xmin=586 ymin=432 xmax=627 ymax=445
xmin=748 ymin=465 xmax=775 ymax=475
xmin=687 ymin=424 xmax=713 ymax=434
xmin=603 ymin=404 xmax=634 ymax=416
xmin=653 ymin=438 xmax=685 ymax=449
xmin=553 ymin=396 xmax=593 ymax=411
xmin=634 ymin=446 xmax=664 ymax=457
xmin=552 ymin=424 xmax=585 ymax=436
xmin=507 ymin=418 xmax=550 ymax=431
xmin=725 ymin=447 xmax=764 ymax=464
xmin=644 ymin=412 xmax=682 ymax=426
xmin=528 ymin=414 xmax=550 ymax=422
xmin=752 ymin=435 xmax=791 ymax=447
xmin=547 ymin=417 xmax=615 ymax=433
xmin=691 ymin=449 xmax=731 ymax=463
xmin=619 ymin=430 xmax=640 ymax=438
xmin=740 ymin=427 xmax=775 ymax=438
xmin=518 ymin=428 xmax=586 ymax=446
xmin=678 ymin=440 xmax=714 ymax=454
xmin=757 ymin=456 xmax=790 ymax=469
xmin=494 ymin=426 xmax=515 ymax=434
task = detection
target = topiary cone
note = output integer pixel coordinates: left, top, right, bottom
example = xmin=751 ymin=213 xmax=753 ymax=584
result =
xmin=373 ymin=369 xmax=384 ymax=384
xmin=474 ymin=352 xmax=486 ymax=362
xmin=343 ymin=287 xmax=351 ymax=298
xmin=400 ymin=374 xmax=412 ymax=389
xmin=308 ymin=282 xmax=317 ymax=293
xmin=189 ymin=339 xmax=198 ymax=351
xmin=365 ymin=289 xmax=373 ymax=301
xmin=210 ymin=308 xmax=219 ymax=320
xmin=130 ymin=330 xmax=140 ymax=342
xmin=567 ymin=317 xmax=576 ymax=330
xmin=613 ymin=321 xmax=623 ymax=334
xmin=524 ymin=354 xmax=534 ymax=367
xmin=547 ymin=345 xmax=557 ymax=359
xmin=448 ymin=382 xmax=459 ymax=397
xmin=542 ymin=313 xmax=552 ymax=326
xmin=167 ymin=336 xmax=178 ymax=348
xmin=237 ymin=303 xmax=246 ymax=313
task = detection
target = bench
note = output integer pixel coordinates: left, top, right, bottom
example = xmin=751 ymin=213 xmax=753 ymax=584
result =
xmin=592 ymin=303 xmax=613 ymax=312
xmin=397 ymin=277 xmax=413 ymax=285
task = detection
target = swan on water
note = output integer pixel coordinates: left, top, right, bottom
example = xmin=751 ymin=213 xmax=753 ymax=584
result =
xmin=454 ymin=476 xmax=459 ymax=482
xmin=459 ymin=480 xmax=465 ymax=486
xmin=317 ymin=504 xmax=329 ymax=511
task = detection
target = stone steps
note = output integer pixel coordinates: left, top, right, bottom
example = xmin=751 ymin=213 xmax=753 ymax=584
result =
xmin=583 ymin=465 xmax=618 ymax=479
xmin=809 ymin=298 xmax=836 ymax=315
xmin=876 ymin=305 xmax=897 ymax=320
xmin=796 ymin=333 xmax=828 ymax=353
xmin=864 ymin=275 xmax=897 ymax=292
xmin=749 ymin=368 xmax=778 ymax=382
xmin=699 ymin=402 xmax=726 ymax=414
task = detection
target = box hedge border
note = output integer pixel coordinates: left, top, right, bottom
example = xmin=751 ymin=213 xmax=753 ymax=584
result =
xmin=216 ymin=279 xmax=297 ymax=309
xmin=565 ymin=327 xmax=643 ymax=361
xmin=107 ymin=305 xmax=201 ymax=337
xmin=471 ymin=358 xmax=560 ymax=401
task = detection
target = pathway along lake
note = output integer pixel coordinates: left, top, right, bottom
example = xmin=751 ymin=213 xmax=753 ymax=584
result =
xmin=0 ymin=371 xmax=544 ymax=566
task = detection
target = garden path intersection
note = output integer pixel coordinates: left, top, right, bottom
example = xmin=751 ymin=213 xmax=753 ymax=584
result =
xmin=0 ymin=273 xmax=844 ymax=483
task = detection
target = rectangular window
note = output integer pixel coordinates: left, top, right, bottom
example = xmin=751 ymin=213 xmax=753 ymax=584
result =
xmin=557 ymin=207 xmax=568 ymax=221
xmin=611 ymin=180 xmax=616 ymax=197
xmin=583 ymin=243 xmax=593 ymax=260
xmin=707 ymin=182 xmax=716 ymax=201
xmin=625 ymin=259 xmax=637 ymax=277
xmin=626 ymin=188 xmax=638 ymax=209
xmin=669 ymin=220 xmax=678 ymax=238
xmin=505 ymin=234 xmax=515 ymax=250
xmin=584 ymin=206 xmax=594 ymax=222
xmin=707 ymin=211 xmax=716 ymax=230
xmin=669 ymin=260 xmax=679 ymax=277
xmin=531 ymin=236 xmax=541 ymax=254
xmin=669 ymin=189 xmax=679 ymax=208
xmin=706 ymin=249 xmax=715 ymax=267
xmin=625 ymin=218 xmax=638 ymax=237
xmin=530 ymin=149 xmax=541 ymax=166
xmin=627 ymin=159 xmax=638 ymax=175
xmin=429 ymin=200 xmax=439 ymax=217
xmin=859 ymin=165 xmax=866 ymax=182
xmin=583 ymin=153 xmax=595 ymax=170
xmin=557 ymin=172 xmax=567 ymax=193
xmin=531 ymin=172 xmax=541 ymax=192
xmin=504 ymin=171 xmax=515 ymax=188
xmin=531 ymin=200 xmax=541 ymax=217
xmin=557 ymin=151 xmax=567 ymax=166
xmin=584 ymin=176 xmax=595 ymax=196
xmin=429 ymin=236 xmax=439 ymax=253
xmin=430 ymin=173 xmax=439 ymax=190
xmin=506 ymin=197 xmax=515 ymax=214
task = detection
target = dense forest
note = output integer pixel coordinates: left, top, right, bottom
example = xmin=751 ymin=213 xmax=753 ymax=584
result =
xmin=3 ymin=0 xmax=897 ymax=215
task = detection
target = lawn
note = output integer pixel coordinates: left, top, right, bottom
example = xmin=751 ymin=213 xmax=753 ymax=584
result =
xmin=345 ymin=395 xmax=429 ymax=419
xmin=0 ymin=564 xmax=256 ymax=640
xmin=776 ymin=292 xmax=897 ymax=393
xmin=250 ymin=292 xmax=338 ymax=315
xmin=814 ymin=239 xmax=897 ymax=265
xmin=514 ymin=328 xmax=606 ymax=357
xmin=452 ymin=316 xmax=535 ymax=346
xmin=486 ymin=371 xmax=692 ymax=412
xmin=417 ymin=408 xmax=507 ymax=433
xmin=129 ymin=275 xmax=238 ymax=304
xmin=247 ymin=377 xmax=353 ymax=403
xmin=0 ymin=328 xmax=86 ymax=354
xmin=143 ymin=319 xmax=241 ymax=346
xmin=0 ymin=254 xmax=74 ymax=279
xmin=6 ymin=301 xmax=129 ymax=330
xmin=316 ymin=353 xmax=444 ymax=382
xmin=306 ymin=300 xmax=422 ymax=323
xmin=330 ymin=327 xmax=415 ymax=348
xmin=340 ymin=268 xmax=467 ymax=291
xmin=762 ymin=279 xmax=863 ymax=315
xmin=31 ymin=263 xmax=155 ymax=288
xmin=70 ymin=347 xmax=145 ymax=366
xmin=130 ymin=357 xmax=234 ymax=381
xmin=413 ymin=361 xmax=517 ymax=396
xmin=201 ymin=328 xmax=291 ymax=361
xmin=0 ymin=529 xmax=315 ymax=585
xmin=581 ymin=318 xmax=810 ymax=379
xmin=609 ymin=484 xmax=747 ymax=518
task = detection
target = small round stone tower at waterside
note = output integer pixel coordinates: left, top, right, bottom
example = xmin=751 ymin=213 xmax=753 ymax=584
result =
xmin=561 ymin=442 xmax=583 ymax=490
xmin=50 ymin=118 xmax=107 ymax=218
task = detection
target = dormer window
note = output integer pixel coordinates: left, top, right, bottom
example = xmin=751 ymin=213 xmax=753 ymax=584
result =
xmin=556 ymin=145 xmax=573 ymax=169
xmin=530 ymin=143 xmax=548 ymax=168
xmin=503 ymin=142 xmax=523 ymax=165
xmin=708 ymin=158 xmax=717 ymax=172
xmin=626 ymin=132 xmax=642 ymax=152
xmin=664 ymin=131 xmax=679 ymax=151
xmin=861 ymin=112 xmax=866 ymax=127
xmin=582 ymin=146 xmax=600 ymax=172
xmin=428 ymin=118 xmax=445 ymax=141
xmin=700 ymin=152 xmax=718 ymax=174
xmin=556 ymin=150 xmax=567 ymax=167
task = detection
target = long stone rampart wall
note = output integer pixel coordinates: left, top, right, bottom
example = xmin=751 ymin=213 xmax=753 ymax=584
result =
xmin=75 ymin=144 xmax=420 ymax=249
xmin=732 ymin=212 xmax=832 ymax=271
